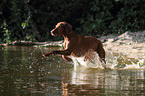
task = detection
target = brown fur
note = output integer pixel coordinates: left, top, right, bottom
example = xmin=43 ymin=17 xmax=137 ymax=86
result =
xmin=43 ymin=22 xmax=106 ymax=64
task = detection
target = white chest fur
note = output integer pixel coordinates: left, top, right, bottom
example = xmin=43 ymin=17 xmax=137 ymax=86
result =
xmin=63 ymin=40 xmax=69 ymax=49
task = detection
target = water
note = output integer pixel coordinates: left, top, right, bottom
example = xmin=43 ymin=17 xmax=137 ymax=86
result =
xmin=0 ymin=46 xmax=145 ymax=96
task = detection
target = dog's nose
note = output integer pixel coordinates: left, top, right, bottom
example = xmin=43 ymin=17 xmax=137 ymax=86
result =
xmin=51 ymin=29 xmax=57 ymax=36
xmin=51 ymin=30 xmax=54 ymax=35
xmin=51 ymin=29 xmax=54 ymax=33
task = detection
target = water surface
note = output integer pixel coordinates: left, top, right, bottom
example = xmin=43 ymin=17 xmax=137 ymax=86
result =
xmin=0 ymin=46 xmax=145 ymax=96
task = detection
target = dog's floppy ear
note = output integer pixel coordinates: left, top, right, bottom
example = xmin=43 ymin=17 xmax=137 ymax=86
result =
xmin=64 ymin=23 xmax=72 ymax=34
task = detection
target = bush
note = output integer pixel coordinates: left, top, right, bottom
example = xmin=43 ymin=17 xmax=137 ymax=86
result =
xmin=109 ymin=0 xmax=145 ymax=33
xmin=0 ymin=0 xmax=145 ymax=42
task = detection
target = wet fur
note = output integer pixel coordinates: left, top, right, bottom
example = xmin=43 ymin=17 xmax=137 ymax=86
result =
xmin=43 ymin=22 xmax=106 ymax=65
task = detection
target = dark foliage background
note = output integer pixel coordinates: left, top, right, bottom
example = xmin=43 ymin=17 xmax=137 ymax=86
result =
xmin=0 ymin=0 xmax=145 ymax=42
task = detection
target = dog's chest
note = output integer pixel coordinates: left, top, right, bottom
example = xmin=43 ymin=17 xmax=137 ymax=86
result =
xmin=63 ymin=40 xmax=69 ymax=49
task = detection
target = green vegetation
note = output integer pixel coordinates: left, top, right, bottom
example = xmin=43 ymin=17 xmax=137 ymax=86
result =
xmin=0 ymin=0 xmax=145 ymax=43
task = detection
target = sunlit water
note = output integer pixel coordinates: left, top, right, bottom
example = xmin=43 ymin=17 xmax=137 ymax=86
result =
xmin=71 ymin=50 xmax=145 ymax=70
xmin=0 ymin=46 xmax=145 ymax=96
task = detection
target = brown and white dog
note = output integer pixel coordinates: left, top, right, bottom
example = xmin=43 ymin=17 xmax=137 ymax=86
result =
xmin=43 ymin=22 xmax=106 ymax=68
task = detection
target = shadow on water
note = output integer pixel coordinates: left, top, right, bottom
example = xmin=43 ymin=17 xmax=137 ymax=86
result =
xmin=0 ymin=46 xmax=145 ymax=96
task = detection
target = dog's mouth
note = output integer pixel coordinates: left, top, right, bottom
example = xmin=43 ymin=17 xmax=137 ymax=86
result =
xmin=51 ymin=30 xmax=58 ymax=36
xmin=51 ymin=32 xmax=57 ymax=36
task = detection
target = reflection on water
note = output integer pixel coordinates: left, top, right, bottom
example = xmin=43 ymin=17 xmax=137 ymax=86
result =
xmin=63 ymin=68 xmax=145 ymax=96
xmin=0 ymin=46 xmax=145 ymax=96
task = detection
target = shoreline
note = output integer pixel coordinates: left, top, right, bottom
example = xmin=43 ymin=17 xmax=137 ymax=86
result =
xmin=100 ymin=31 xmax=145 ymax=59
xmin=1 ymin=31 xmax=145 ymax=59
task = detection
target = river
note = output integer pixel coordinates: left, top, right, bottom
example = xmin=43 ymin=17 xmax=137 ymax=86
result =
xmin=0 ymin=46 xmax=144 ymax=96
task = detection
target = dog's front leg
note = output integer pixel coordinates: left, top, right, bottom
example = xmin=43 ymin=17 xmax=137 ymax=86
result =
xmin=43 ymin=50 xmax=71 ymax=57
xmin=62 ymin=55 xmax=72 ymax=61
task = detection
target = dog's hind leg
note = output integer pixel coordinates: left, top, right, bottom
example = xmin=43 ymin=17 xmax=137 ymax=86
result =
xmin=95 ymin=44 xmax=106 ymax=68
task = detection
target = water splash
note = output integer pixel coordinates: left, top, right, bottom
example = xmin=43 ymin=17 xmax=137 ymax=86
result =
xmin=31 ymin=46 xmax=45 ymax=57
xmin=31 ymin=46 xmax=145 ymax=70
xmin=106 ymin=52 xmax=145 ymax=70
xmin=70 ymin=50 xmax=106 ymax=69
xmin=70 ymin=51 xmax=145 ymax=70
xmin=37 ymin=46 xmax=44 ymax=56
xmin=124 ymin=59 xmax=145 ymax=70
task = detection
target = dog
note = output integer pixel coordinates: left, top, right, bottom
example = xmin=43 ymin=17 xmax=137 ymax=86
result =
xmin=43 ymin=22 xmax=106 ymax=67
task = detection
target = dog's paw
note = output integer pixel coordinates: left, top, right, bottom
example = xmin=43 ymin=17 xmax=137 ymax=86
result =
xmin=42 ymin=54 xmax=46 ymax=58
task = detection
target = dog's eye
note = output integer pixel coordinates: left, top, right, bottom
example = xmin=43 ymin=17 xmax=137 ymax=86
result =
xmin=60 ymin=24 xmax=65 ymax=27
xmin=56 ymin=24 xmax=64 ymax=28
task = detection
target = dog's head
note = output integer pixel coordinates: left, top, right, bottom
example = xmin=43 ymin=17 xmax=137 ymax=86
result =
xmin=51 ymin=22 xmax=72 ymax=36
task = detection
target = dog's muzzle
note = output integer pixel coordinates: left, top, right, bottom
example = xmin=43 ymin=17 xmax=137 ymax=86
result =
xmin=51 ymin=29 xmax=57 ymax=36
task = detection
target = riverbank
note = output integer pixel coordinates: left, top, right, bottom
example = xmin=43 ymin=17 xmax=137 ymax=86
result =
xmin=1 ymin=31 xmax=145 ymax=60
xmin=100 ymin=31 xmax=145 ymax=59
xmin=0 ymin=40 xmax=63 ymax=47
